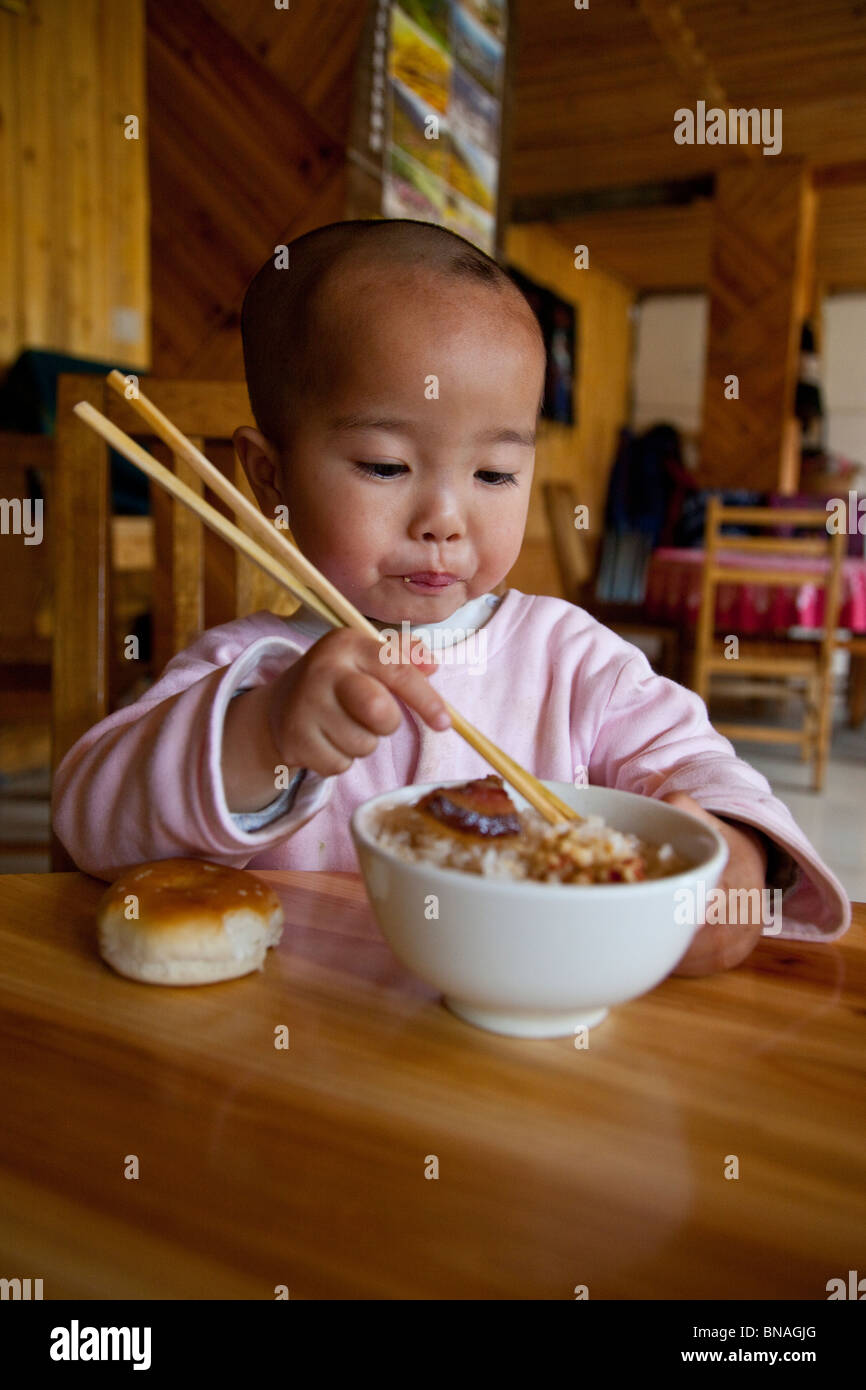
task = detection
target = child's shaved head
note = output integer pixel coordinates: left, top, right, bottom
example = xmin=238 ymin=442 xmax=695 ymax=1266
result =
xmin=240 ymin=218 xmax=542 ymax=451
xmin=235 ymin=218 xmax=546 ymax=621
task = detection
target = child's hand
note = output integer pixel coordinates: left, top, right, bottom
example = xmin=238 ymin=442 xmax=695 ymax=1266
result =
xmin=267 ymin=628 xmax=450 ymax=780
xmin=661 ymin=791 xmax=769 ymax=977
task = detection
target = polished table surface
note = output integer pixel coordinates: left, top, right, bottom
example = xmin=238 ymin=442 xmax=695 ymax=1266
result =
xmin=1 ymin=870 xmax=864 ymax=1300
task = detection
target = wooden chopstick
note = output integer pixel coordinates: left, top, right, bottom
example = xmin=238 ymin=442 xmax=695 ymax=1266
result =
xmin=75 ymin=397 xmax=577 ymax=825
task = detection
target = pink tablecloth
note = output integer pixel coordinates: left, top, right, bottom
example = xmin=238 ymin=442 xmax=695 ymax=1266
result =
xmin=645 ymin=547 xmax=866 ymax=633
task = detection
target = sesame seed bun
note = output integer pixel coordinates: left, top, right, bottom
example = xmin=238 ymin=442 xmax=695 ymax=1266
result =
xmin=96 ymin=858 xmax=284 ymax=985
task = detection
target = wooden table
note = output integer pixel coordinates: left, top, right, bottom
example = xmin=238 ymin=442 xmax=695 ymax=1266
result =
xmin=645 ymin=545 xmax=866 ymax=634
xmin=1 ymin=871 xmax=864 ymax=1300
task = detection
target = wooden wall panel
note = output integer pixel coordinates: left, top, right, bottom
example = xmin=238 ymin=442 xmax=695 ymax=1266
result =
xmin=700 ymin=160 xmax=815 ymax=491
xmin=200 ymin=0 xmax=368 ymax=143
xmin=503 ymin=224 xmax=634 ymax=598
xmin=0 ymin=0 xmax=149 ymax=370
xmin=146 ymin=0 xmax=356 ymax=379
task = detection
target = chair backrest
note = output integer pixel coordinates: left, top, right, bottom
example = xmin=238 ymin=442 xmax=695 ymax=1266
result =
xmin=694 ymin=497 xmax=846 ymax=663
xmin=51 ymin=375 xmax=299 ymax=869
xmin=541 ymin=480 xmax=594 ymax=605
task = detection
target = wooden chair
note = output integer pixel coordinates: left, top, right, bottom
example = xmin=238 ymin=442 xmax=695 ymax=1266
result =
xmin=50 ymin=375 xmax=300 ymax=870
xmin=0 ymin=431 xmax=166 ymax=864
xmin=542 ymin=480 xmax=679 ymax=678
xmin=692 ymin=498 xmax=846 ymax=792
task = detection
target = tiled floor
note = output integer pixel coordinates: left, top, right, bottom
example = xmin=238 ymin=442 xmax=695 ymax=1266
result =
xmin=2 ymin=706 xmax=864 ymax=899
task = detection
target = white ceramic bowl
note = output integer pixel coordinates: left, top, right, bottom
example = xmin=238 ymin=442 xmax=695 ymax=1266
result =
xmin=350 ymin=780 xmax=728 ymax=1038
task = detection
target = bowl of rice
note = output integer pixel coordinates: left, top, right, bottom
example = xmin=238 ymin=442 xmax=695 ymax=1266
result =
xmin=350 ymin=779 xmax=728 ymax=1038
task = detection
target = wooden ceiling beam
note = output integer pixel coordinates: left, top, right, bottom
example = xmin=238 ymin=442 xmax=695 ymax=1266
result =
xmin=636 ymin=0 xmax=759 ymax=161
xmin=510 ymin=175 xmax=714 ymax=225
xmin=813 ymin=160 xmax=866 ymax=190
xmin=636 ymin=0 xmax=727 ymax=106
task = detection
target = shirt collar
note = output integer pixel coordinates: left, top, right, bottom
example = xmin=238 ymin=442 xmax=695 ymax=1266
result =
xmin=289 ymin=592 xmax=502 ymax=648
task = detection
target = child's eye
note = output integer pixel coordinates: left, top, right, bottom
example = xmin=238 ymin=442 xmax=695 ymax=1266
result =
xmin=352 ymin=462 xmax=518 ymax=486
xmin=352 ymin=461 xmax=408 ymax=479
xmin=476 ymin=471 xmax=518 ymax=487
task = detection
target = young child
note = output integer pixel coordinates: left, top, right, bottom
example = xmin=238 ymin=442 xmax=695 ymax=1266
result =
xmin=53 ymin=218 xmax=850 ymax=976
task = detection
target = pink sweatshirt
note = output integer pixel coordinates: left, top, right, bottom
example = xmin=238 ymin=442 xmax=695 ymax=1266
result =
xmin=52 ymin=588 xmax=850 ymax=942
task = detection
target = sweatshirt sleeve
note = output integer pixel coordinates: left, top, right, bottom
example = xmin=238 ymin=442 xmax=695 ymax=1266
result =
xmin=52 ymin=625 xmax=333 ymax=881
xmin=586 ymin=649 xmax=851 ymax=942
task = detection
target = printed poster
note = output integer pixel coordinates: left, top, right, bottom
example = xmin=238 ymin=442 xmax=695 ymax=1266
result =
xmin=382 ymin=1 xmax=508 ymax=256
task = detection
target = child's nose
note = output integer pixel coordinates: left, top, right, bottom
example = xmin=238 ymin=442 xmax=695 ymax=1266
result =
xmin=410 ymin=497 xmax=464 ymax=544
xmin=420 ymin=527 xmax=462 ymax=543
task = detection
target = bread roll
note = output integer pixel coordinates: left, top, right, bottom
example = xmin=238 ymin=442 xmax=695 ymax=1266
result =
xmin=96 ymin=858 xmax=284 ymax=985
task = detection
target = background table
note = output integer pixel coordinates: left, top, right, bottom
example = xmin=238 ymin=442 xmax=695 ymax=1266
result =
xmin=1 ymin=870 xmax=864 ymax=1299
xmin=646 ymin=546 xmax=866 ymax=633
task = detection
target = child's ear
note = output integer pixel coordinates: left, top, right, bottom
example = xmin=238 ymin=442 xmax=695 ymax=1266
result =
xmin=233 ymin=427 xmax=285 ymax=521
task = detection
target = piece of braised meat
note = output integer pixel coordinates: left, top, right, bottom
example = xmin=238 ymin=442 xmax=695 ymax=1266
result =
xmin=415 ymin=774 xmax=522 ymax=839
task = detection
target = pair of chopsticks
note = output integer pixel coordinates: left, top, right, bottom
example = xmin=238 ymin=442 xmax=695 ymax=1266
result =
xmin=73 ymin=372 xmax=578 ymax=826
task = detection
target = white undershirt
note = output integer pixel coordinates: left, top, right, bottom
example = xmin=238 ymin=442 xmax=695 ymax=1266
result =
xmin=288 ymin=591 xmax=502 ymax=648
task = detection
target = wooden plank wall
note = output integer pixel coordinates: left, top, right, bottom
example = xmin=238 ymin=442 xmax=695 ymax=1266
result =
xmin=146 ymin=0 xmax=366 ymax=378
xmin=0 ymin=0 xmax=149 ymax=370
xmin=700 ymin=159 xmax=816 ymax=492
xmin=504 ymin=224 xmax=634 ymax=598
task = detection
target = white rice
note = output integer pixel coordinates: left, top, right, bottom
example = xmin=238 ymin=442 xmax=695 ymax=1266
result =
xmin=371 ymin=802 xmax=684 ymax=885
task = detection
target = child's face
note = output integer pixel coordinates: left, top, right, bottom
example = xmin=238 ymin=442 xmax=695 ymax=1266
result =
xmin=247 ymin=266 xmax=545 ymax=625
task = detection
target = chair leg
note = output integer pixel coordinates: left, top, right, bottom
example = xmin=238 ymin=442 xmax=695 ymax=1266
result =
xmin=849 ymin=651 xmax=866 ymax=728
xmin=801 ymin=694 xmax=814 ymax=762
xmin=812 ymin=671 xmax=834 ymax=793
xmin=813 ymin=734 xmax=826 ymax=793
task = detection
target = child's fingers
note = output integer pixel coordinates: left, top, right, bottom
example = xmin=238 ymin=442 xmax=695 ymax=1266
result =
xmin=300 ymin=724 xmax=374 ymax=778
xmin=298 ymin=628 xmax=449 ymax=733
xmin=336 ymin=662 xmax=450 ymax=735
xmin=333 ymin=670 xmax=405 ymax=738
xmin=660 ymin=791 xmax=708 ymax=819
xmin=374 ymin=653 xmax=451 ymax=731
xmin=325 ymin=630 xmax=447 ymax=728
